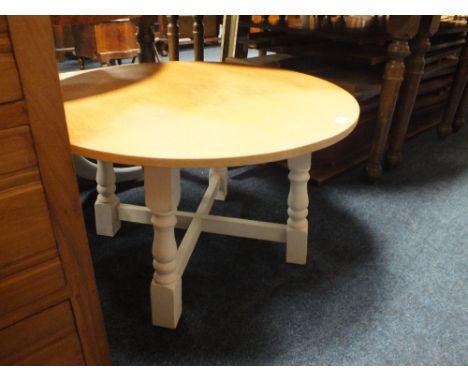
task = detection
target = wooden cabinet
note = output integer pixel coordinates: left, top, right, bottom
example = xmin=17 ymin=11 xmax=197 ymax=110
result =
xmin=0 ymin=16 xmax=110 ymax=365
xmin=72 ymin=19 xmax=139 ymax=68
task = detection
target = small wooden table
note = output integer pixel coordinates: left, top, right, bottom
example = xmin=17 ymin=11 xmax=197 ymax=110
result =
xmin=61 ymin=62 xmax=359 ymax=329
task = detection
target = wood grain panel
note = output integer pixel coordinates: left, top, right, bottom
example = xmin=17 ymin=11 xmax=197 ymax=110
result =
xmin=0 ymin=302 xmax=80 ymax=365
xmin=0 ymin=55 xmax=22 ymax=104
xmin=0 ymin=167 xmax=40 ymax=193
xmin=94 ymin=21 xmax=139 ymax=52
xmin=8 ymin=16 xmax=110 ymax=365
xmin=50 ymin=15 xmax=133 ymax=25
xmin=0 ymin=125 xmax=37 ymax=176
xmin=0 ymin=31 xmax=11 ymax=54
xmin=0 ymin=183 xmax=56 ymax=269
xmin=0 ymin=248 xmax=56 ymax=279
xmin=15 ymin=333 xmax=85 ymax=365
xmin=72 ymin=24 xmax=97 ymax=58
xmin=0 ymin=16 xmax=8 ymax=34
xmin=0 ymin=16 xmax=23 ymax=104
xmin=0 ymin=18 xmax=22 ymax=104
xmin=0 ymin=257 xmax=66 ymax=316
xmin=0 ymin=101 xmax=29 ymax=131
xmin=0 ymin=288 xmax=69 ymax=331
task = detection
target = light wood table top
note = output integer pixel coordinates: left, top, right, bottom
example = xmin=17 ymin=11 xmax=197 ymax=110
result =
xmin=61 ymin=62 xmax=359 ymax=167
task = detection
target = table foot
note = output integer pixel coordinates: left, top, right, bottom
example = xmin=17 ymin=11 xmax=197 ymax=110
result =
xmin=209 ymin=167 xmax=228 ymax=201
xmin=437 ymin=122 xmax=452 ymax=139
xmin=386 ymin=150 xmax=403 ymax=169
xmin=145 ymin=167 xmax=182 ymax=328
xmin=286 ymin=153 xmax=311 ymax=265
xmin=95 ymin=160 xmax=121 ymax=236
xmin=453 ymin=115 xmax=466 ymax=132
xmin=150 ymin=279 xmax=182 ymax=329
xmin=365 ymin=162 xmax=383 ymax=183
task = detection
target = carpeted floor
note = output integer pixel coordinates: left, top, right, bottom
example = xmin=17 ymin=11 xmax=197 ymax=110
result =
xmin=68 ymin=44 xmax=468 ymax=365
xmin=77 ymin=122 xmax=468 ymax=365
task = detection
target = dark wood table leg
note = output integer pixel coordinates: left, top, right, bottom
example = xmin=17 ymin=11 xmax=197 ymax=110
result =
xmin=137 ymin=16 xmax=157 ymax=63
xmin=167 ymin=15 xmax=179 ymax=61
xmin=278 ymin=15 xmax=287 ymax=28
xmin=453 ymin=84 xmax=468 ymax=132
xmin=193 ymin=15 xmax=204 ymax=61
xmin=437 ymin=36 xmax=468 ymax=138
xmin=365 ymin=16 xmax=420 ymax=182
xmin=386 ymin=16 xmax=441 ymax=168
xmin=221 ymin=15 xmax=250 ymax=62
xmin=78 ymin=56 xmax=85 ymax=70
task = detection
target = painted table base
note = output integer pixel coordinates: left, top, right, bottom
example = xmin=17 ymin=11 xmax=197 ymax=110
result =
xmin=94 ymin=154 xmax=311 ymax=329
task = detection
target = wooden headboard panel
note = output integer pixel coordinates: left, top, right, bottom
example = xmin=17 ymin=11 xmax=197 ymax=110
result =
xmin=0 ymin=16 xmax=110 ymax=365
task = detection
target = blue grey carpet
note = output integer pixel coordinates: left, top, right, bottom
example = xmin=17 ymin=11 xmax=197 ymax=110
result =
xmin=67 ymin=42 xmax=468 ymax=366
xmin=77 ymin=123 xmax=468 ymax=365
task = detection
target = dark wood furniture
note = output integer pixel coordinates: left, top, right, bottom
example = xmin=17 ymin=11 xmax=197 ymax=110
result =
xmin=51 ymin=16 xmax=159 ymax=65
xmin=222 ymin=16 xmax=423 ymax=182
xmin=454 ymin=83 xmax=468 ymax=131
xmin=52 ymin=24 xmax=74 ymax=62
xmin=0 ymin=16 xmax=110 ymax=365
xmin=72 ymin=19 xmax=139 ymax=68
xmin=50 ymin=16 xmax=213 ymax=66
xmin=365 ymin=16 xmax=421 ymax=181
xmin=221 ymin=16 xmax=467 ymax=183
xmin=163 ymin=15 xmax=209 ymax=62
xmin=155 ymin=15 xmax=219 ymax=59
xmin=437 ymin=28 xmax=468 ymax=137
xmin=386 ymin=16 xmax=441 ymax=168
xmin=51 ymin=16 xmax=140 ymax=69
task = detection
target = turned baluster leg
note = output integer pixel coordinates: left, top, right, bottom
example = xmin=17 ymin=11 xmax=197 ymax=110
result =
xmin=278 ymin=15 xmax=287 ymax=29
xmin=387 ymin=16 xmax=440 ymax=168
xmin=209 ymin=167 xmax=228 ymax=201
xmin=167 ymin=15 xmax=179 ymax=61
xmin=286 ymin=153 xmax=311 ymax=265
xmin=193 ymin=15 xmax=204 ymax=61
xmin=95 ymin=160 xmax=121 ymax=237
xmin=145 ymin=167 xmax=181 ymax=329
xmin=78 ymin=57 xmax=85 ymax=70
xmin=438 ymin=37 xmax=468 ymax=137
xmin=366 ymin=16 xmax=420 ymax=182
xmin=453 ymin=84 xmax=468 ymax=132
xmin=137 ymin=16 xmax=157 ymax=63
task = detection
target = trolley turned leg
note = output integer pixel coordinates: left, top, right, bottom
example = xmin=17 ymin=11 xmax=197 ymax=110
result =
xmin=209 ymin=167 xmax=228 ymax=201
xmin=286 ymin=153 xmax=311 ymax=265
xmin=145 ymin=167 xmax=182 ymax=329
xmin=95 ymin=160 xmax=121 ymax=236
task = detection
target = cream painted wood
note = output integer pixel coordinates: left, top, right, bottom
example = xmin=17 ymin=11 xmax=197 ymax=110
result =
xmin=209 ymin=167 xmax=228 ymax=201
xmin=61 ymin=62 xmax=360 ymax=168
xmin=117 ymin=203 xmax=287 ymax=243
xmin=73 ymin=155 xmax=143 ymax=183
xmin=95 ymin=160 xmax=121 ymax=237
xmin=61 ymin=62 xmax=359 ymax=328
xmin=144 ymin=167 xmax=182 ymax=329
xmin=286 ymin=154 xmax=311 ymax=265
xmin=178 ymin=171 xmax=219 ymax=275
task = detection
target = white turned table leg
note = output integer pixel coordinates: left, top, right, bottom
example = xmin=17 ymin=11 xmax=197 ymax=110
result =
xmin=286 ymin=153 xmax=311 ymax=265
xmin=144 ymin=167 xmax=182 ymax=329
xmin=209 ymin=167 xmax=228 ymax=201
xmin=95 ymin=160 xmax=121 ymax=236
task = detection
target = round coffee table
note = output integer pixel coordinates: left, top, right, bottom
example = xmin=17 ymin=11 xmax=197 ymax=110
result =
xmin=61 ymin=62 xmax=359 ymax=329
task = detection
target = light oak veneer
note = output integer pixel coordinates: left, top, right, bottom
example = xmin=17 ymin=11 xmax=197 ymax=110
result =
xmin=61 ymin=61 xmax=360 ymax=167
xmin=61 ymin=60 xmax=360 ymax=329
